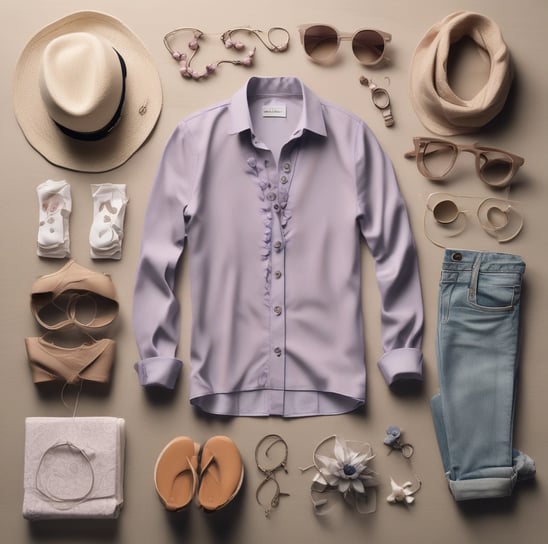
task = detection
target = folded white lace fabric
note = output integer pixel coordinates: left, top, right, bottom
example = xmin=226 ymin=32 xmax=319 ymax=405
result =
xmin=36 ymin=180 xmax=71 ymax=258
xmin=89 ymin=184 xmax=128 ymax=260
xmin=23 ymin=417 xmax=125 ymax=520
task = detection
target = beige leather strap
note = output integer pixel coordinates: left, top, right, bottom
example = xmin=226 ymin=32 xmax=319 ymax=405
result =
xmin=30 ymin=260 xmax=119 ymax=331
xmin=25 ymin=335 xmax=115 ymax=384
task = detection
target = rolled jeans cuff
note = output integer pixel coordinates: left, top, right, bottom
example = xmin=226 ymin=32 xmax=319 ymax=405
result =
xmin=448 ymin=473 xmax=517 ymax=501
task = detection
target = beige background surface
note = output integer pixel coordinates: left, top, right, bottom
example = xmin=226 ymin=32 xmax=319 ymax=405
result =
xmin=1 ymin=0 xmax=547 ymax=542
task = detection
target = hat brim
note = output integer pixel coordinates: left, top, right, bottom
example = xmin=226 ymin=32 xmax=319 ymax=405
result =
xmin=13 ymin=11 xmax=163 ymax=173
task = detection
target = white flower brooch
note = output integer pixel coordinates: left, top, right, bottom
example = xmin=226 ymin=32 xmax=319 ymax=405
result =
xmin=386 ymin=477 xmax=419 ymax=505
xmin=300 ymin=435 xmax=379 ymax=515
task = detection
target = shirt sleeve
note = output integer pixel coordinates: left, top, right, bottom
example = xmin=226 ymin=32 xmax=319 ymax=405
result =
xmin=132 ymin=123 xmax=196 ymax=389
xmin=355 ymin=122 xmax=424 ymax=387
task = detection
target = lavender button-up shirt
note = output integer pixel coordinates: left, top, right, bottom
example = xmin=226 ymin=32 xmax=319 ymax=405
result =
xmin=133 ymin=77 xmax=423 ymax=417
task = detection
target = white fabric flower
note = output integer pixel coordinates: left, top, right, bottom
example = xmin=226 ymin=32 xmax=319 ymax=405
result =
xmin=386 ymin=477 xmax=417 ymax=504
xmin=313 ymin=437 xmax=377 ymax=496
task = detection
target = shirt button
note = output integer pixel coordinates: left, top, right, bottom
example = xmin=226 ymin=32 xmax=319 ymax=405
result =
xmin=274 ymin=346 xmax=282 ymax=357
xmin=273 ymin=240 xmax=283 ymax=250
xmin=274 ymin=270 xmax=282 ymax=279
xmin=273 ymin=305 xmax=282 ymax=316
xmin=280 ymin=175 xmax=288 ymax=184
xmin=273 ymin=203 xmax=280 ymax=212
xmin=283 ymin=162 xmax=291 ymax=173
xmin=267 ymin=192 xmax=277 ymax=201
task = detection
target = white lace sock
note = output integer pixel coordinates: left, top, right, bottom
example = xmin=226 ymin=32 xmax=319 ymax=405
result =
xmin=36 ymin=180 xmax=71 ymax=258
xmin=89 ymin=184 xmax=128 ymax=260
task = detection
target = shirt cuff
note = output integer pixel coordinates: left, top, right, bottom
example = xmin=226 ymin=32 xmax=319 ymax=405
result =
xmin=377 ymin=348 xmax=423 ymax=387
xmin=134 ymin=356 xmax=182 ymax=389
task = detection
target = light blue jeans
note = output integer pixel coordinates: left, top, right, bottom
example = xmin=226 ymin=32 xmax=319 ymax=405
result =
xmin=431 ymin=249 xmax=535 ymax=501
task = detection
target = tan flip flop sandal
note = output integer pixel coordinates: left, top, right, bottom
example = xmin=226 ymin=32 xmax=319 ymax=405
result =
xmin=154 ymin=436 xmax=200 ymax=511
xmin=197 ymin=435 xmax=244 ymax=511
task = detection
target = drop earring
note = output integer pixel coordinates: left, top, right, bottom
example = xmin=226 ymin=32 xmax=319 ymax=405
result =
xmin=359 ymin=76 xmax=394 ymax=127
xmin=383 ymin=426 xmax=422 ymax=506
xmin=254 ymin=434 xmax=290 ymax=518
xmin=476 ymin=197 xmax=524 ymax=242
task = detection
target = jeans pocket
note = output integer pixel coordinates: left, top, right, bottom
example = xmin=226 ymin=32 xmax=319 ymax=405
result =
xmin=468 ymin=272 xmax=520 ymax=312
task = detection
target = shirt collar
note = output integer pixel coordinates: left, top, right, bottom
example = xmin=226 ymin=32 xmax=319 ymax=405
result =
xmin=228 ymin=77 xmax=327 ymax=138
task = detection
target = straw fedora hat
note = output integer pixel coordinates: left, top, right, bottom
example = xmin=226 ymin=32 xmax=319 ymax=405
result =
xmin=13 ymin=11 xmax=162 ymax=173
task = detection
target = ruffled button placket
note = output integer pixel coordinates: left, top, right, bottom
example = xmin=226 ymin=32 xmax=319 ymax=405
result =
xmin=246 ymin=154 xmax=295 ymax=301
xmin=245 ymin=150 xmax=296 ymax=411
xmin=246 ymin=156 xmax=274 ymax=304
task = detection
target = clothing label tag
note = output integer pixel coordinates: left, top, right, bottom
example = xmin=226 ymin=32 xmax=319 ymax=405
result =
xmin=262 ymin=104 xmax=287 ymax=118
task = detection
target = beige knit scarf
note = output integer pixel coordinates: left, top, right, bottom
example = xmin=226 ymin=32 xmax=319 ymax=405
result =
xmin=410 ymin=11 xmax=513 ymax=136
